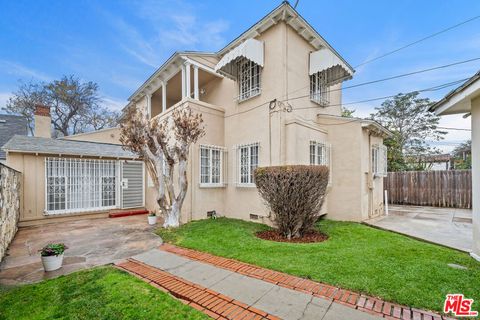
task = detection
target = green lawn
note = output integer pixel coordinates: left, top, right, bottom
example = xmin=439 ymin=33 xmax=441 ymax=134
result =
xmin=157 ymin=218 xmax=480 ymax=313
xmin=0 ymin=267 xmax=208 ymax=320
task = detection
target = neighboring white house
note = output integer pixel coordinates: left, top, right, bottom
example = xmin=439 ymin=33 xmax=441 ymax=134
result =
xmin=429 ymin=70 xmax=480 ymax=261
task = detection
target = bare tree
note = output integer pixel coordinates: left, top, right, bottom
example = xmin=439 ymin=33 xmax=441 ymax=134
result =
xmin=3 ymin=81 xmax=46 ymax=135
xmin=120 ymin=106 xmax=205 ymax=228
xmin=3 ymin=76 xmax=119 ymax=137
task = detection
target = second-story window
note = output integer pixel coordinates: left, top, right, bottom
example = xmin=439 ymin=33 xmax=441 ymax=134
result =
xmin=310 ymin=72 xmax=330 ymax=106
xmin=237 ymin=57 xmax=261 ymax=102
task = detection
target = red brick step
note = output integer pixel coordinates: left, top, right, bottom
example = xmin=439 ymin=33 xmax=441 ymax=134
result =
xmin=109 ymin=209 xmax=149 ymax=218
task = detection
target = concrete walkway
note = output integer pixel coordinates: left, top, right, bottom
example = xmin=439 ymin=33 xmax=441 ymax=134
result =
xmin=131 ymin=248 xmax=381 ymax=320
xmin=365 ymin=205 xmax=472 ymax=252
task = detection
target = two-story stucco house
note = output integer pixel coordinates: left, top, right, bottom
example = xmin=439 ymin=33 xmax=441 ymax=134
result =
xmin=2 ymin=2 xmax=389 ymax=227
xmin=129 ymin=2 xmax=390 ymax=224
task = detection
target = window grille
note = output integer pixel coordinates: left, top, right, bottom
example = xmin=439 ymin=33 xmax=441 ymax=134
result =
xmin=199 ymin=145 xmax=226 ymax=187
xmin=310 ymin=141 xmax=332 ymax=183
xmin=309 ymin=141 xmax=331 ymax=166
xmin=236 ymin=142 xmax=259 ymax=186
xmin=310 ymin=72 xmax=330 ymax=106
xmin=237 ymin=57 xmax=261 ymax=102
xmin=45 ymin=158 xmax=118 ymax=215
xmin=372 ymin=144 xmax=388 ymax=177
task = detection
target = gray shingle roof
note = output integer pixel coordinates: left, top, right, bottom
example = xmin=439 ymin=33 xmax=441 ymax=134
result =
xmin=2 ymin=135 xmax=138 ymax=159
xmin=0 ymin=114 xmax=28 ymax=159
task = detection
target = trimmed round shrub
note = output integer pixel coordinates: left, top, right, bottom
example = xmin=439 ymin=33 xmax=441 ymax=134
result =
xmin=254 ymin=165 xmax=329 ymax=239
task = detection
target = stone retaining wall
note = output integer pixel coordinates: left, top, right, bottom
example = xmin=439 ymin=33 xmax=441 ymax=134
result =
xmin=0 ymin=163 xmax=21 ymax=262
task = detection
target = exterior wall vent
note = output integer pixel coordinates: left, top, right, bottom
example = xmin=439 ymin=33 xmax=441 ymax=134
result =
xmin=249 ymin=214 xmax=259 ymax=220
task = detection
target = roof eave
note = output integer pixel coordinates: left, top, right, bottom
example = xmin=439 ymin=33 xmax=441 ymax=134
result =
xmin=216 ymin=2 xmax=354 ymax=75
xmin=2 ymin=148 xmax=138 ymax=160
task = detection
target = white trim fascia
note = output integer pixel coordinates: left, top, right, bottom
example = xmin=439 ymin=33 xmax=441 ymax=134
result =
xmin=216 ymin=3 xmax=354 ymax=74
xmin=433 ymin=80 xmax=479 ymax=115
xmin=181 ymin=57 xmax=224 ymax=79
xmin=3 ymin=149 xmax=138 ymax=160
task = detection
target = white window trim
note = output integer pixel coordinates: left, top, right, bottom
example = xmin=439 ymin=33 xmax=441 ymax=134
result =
xmin=310 ymin=141 xmax=332 ymax=184
xmin=236 ymin=142 xmax=259 ymax=188
xmin=44 ymin=157 xmax=119 ymax=215
xmin=310 ymin=71 xmax=330 ymax=106
xmin=236 ymin=57 xmax=262 ymax=103
xmin=199 ymin=144 xmax=226 ymax=188
xmin=372 ymin=144 xmax=388 ymax=178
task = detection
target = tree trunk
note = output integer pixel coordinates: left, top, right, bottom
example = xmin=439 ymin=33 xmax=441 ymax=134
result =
xmin=163 ymin=206 xmax=180 ymax=228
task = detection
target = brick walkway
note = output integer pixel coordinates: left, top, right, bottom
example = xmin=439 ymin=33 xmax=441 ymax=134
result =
xmin=158 ymin=244 xmax=454 ymax=320
xmin=117 ymin=259 xmax=274 ymax=320
xmin=118 ymin=248 xmax=382 ymax=320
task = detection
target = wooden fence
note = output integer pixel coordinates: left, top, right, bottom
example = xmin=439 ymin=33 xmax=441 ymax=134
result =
xmin=384 ymin=170 xmax=472 ymax=209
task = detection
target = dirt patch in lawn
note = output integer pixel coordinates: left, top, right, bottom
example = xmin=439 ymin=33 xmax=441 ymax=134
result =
xmin=255 ymin=230 xmax=328 ymax=243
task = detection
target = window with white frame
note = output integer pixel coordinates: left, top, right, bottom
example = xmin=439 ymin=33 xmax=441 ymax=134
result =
xmin=200 ymin=145 xmax=225 ymax=187
xmin=237 ymin=142 xmax=259 ymax=186
xmin=310 ymin=141 xmax=331 ymax=166
xmin=46 ymin=158 xmax=118 ymax=214
xmin=310 ymin=72 xmax=330 ymax=106
xmin=372 ymin=144 xmax=388 ymax=177
xmin=237 ymin=57 xmax=261 ymax=102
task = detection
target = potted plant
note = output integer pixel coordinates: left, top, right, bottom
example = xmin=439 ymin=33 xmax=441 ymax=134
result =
xmin=147 ymin=212 xmax=157 ymax=225
xmin=39 ymin=243 xmax=67 ymax=272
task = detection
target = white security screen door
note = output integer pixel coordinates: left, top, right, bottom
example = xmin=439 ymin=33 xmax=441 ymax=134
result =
xmin=121 ymin=161 xmax=144 ymax=209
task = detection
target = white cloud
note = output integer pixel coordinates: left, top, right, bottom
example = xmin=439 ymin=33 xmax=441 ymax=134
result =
xmin=102 ymin=96 xmax=128 ymax=111
xmin=0 ymin=60 xmax=51 ymax=82
xmin=97 ymin=1 xmax=229 ymax=67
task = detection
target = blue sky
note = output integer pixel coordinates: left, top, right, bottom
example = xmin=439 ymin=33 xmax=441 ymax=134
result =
xmin=1 ymin=0 xmax=479 ymax=151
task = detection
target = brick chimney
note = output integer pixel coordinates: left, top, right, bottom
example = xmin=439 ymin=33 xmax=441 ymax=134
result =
xmin=34 ymin=105 xmax=51 ymax=138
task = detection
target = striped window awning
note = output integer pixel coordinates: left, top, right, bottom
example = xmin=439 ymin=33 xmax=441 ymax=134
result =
xmin=215 ymin=38 xmax=264 ymax=79
xmin=309 ymin=48 xmax=353 ymax=85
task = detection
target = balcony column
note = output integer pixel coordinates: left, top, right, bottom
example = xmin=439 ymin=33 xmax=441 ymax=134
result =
xmin=193 ymin=65 xmax=199 ymax=100
xmin=185 ymin=62 xmax=191 ymax=98
xmin=146 ymin=93 xmax=152 ymax=118
xmin=161 ymin=81 xmax=167 ymax=113
xmin=181 ymin=65 xmax=186 ymax=98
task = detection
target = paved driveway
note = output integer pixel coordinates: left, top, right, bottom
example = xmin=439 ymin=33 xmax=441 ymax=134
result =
xmin=0 ymin=215 xmax=162 ymax=285
xmin=365 ymin=205 xmax=472 ymax=252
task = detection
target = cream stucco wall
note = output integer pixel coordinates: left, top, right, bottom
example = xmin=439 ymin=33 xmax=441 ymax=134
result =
xmin=132 ymin=20 xmax=386 ymax=224
xmin=62 ymin=127 xmax=122 ymax=145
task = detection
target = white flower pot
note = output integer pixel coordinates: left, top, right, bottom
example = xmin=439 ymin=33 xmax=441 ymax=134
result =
xmin=41 ymin=254 xmax=64 ymax=272
xmin=148 ymin=215 xmax=157 ymax=225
